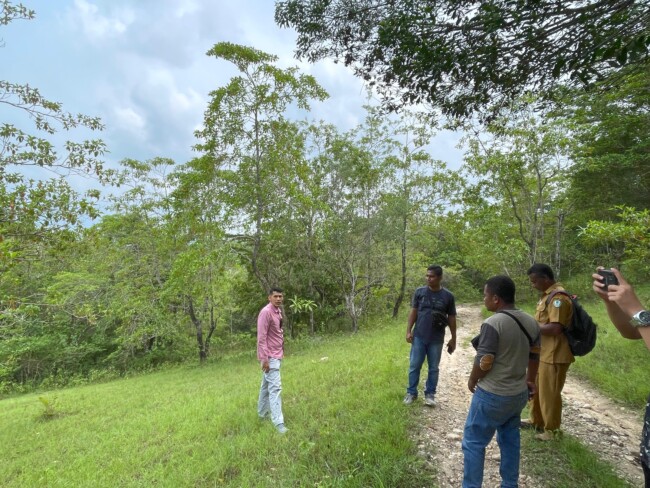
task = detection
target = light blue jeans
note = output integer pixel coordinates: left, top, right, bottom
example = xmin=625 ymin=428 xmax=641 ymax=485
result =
xmin=258 ymin=358 xmax=284 ymax=426
xmin=407 ymin=336 xmax=443 ymax=396
xmin=462 ymin=387 xmax=528 ymax=488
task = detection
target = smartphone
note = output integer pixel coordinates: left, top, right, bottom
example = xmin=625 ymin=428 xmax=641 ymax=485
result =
xmin=598 ymin=269 xmax=619 ymax=290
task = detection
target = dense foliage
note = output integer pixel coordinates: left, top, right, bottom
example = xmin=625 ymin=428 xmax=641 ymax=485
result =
xmin=275 ymin=0 xmax=650 ymax=121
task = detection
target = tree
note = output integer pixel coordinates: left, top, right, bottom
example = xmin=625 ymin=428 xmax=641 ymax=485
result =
xmin=461 ymin=104 xmax=572 ymax=269
xmin=556 ymin=65 xmax=650 ymax=222
xmin=1 ymin=0 xmax=32 ymax=27
xmin=377 ymin=110 xmax=454 ymax=317
xmin=168 ymin=154 xmax=246 ymax=361
xmin=1 ymin=2 xmax=114 ymax=269
xmin=579 ymin=206 xmax=650 ymax=275
xmin=276 ymin=0 xmax=650 ymax=120
xmin=194 ymin=42 xmax=328 ymax=292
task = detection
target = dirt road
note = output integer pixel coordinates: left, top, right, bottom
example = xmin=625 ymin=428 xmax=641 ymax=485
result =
xmin=410 ymin=304 xmax=644 ymax=487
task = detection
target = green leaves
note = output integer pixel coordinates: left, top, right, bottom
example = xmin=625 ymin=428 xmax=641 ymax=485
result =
xmin=579 ymin=206 xmax=650 ymax=273
xmin=1 ymin=1 xmax=34 ymax=26
xmin=1 ymin=66 xmax=110 ymax=270
xmin=276 ymin=0 xmax=650 ymax=121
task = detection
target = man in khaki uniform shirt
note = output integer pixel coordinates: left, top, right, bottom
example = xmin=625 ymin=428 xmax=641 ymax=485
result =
xmin=526 ymin=263 xmax=574 ymax=440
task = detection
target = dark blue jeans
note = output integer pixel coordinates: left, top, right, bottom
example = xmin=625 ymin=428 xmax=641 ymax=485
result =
xmin=406 ymin=336 xmax=443 ymax=396
xmin=462 ymin=386 xmax=528 ymax=488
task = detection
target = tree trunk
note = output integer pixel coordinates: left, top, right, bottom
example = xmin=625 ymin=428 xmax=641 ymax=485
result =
xmin=393 ymin=215 xmax=407 ymax=318
xmin=555 ymin=210 xmax=565 ymax=279
xmin=205 ymin=304 xmax=217 ymax=357
xmin=187 ymin=296 xmax=206 ymax=362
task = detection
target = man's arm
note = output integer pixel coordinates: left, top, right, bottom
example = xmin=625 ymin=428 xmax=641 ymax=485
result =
xmin=406 ymin=307 xmax=417 ymax=343
xmin=540 ymin=294 xmax=571 ymax=336
xmin=526 ymin=337 xmax=540 ymax=397
xmin=447 ymin=314 xmax=457 ymax=354
xmin=467 ymin=362 xmax=489 ymax=393
xmin=593 ymin=268 xmax=650 ymax=349
xmin=257 ymin=309 xmax=270 ymax=372
xmin=467 ymin=323 xmax=496 ymax=392
xmin=539 ymin=322 xmax=563 ymax=336
xmin=525 ymin=357 xmax=540 ymax=399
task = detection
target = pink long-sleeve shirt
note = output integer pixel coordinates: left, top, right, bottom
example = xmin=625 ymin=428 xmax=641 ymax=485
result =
xmin=257 ymin=302 xmax=284 ymax=361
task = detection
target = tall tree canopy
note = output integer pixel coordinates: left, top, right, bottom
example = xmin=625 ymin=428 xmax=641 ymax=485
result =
xmin=558 ymin=65 xmax=650 ymax=222
xmin=276 ymin=0 xmax=650 ymax=120
xmin=194 ymin=42 xmax=328 ymax=292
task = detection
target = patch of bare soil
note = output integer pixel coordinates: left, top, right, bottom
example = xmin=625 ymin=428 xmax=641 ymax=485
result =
xmin=411 ymin=304 xmax=644 ymax=487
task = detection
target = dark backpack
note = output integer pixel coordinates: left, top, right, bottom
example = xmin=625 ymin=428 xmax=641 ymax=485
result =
xmin=546 ymin=291 xmax=597 ymax=357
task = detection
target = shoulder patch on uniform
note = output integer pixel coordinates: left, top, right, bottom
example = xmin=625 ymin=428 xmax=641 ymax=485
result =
xmin=553 ymin=299 xmax=562 ymax=308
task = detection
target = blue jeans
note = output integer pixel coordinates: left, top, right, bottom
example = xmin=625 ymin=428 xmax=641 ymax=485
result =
xmin=406 ymin=337 xmax=443 ymax=396
xmin=462 ymin=387 xmax=528 ymax=488
xmin=258 ymin=358 xmax=284 ymax=426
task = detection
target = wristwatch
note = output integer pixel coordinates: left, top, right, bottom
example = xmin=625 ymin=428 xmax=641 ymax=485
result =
xmin=630 ymin=310 xmax=650 ymax=327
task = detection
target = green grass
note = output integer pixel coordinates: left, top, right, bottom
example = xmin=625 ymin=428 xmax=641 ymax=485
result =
xmin=0 ymin=318 xmax=433 ymax=488
xmin=521 ymin=427 xmax=634 ymax=488
xmin=2 ymin=306 xmax=643 ymax=487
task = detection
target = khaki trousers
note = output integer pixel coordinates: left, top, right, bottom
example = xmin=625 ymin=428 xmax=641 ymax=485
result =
xmin=529 ymin=361 xmax=570 ymax=431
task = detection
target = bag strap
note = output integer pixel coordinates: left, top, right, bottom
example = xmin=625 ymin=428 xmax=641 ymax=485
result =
xmin=497 ymin=310 xmax=534 ymax=346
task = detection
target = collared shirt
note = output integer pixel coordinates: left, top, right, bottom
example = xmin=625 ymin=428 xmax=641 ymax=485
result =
xmin=257 ymin=302 xmax=284 ymax=361
xmin=535 ymin=282 xmax=574 ymax=364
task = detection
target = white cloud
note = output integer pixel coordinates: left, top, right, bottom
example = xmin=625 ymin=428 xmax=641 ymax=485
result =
xmin=69 ymin=0 xmax=134 ymax=42
xmin=113 ymin=106 xmax=147 ymax=137
xmin=173 ymin=0 xmax=200 ymax=18
xmin=14 ymin=0 xmax=464 ymax=176
xmin=137 ymin=67 xmax=205 ymax=116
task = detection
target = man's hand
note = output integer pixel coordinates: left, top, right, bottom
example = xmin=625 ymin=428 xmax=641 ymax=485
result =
xmin=592 ymin=267 xmax=610 ymax=301
xmin=526 ymin=381 xmax=537 ymax=400
xmin=447 ymin=337 xmax=456 ymax=354
xmin=603 ymin=268 xmax=644 ymax=317
xmin=468 ymin=377 xmax=477 ymax=393
xmin=261 ymin=360 xmax=270 ymax=373
xmin=406 ymin=330 xmax=413 ymax=343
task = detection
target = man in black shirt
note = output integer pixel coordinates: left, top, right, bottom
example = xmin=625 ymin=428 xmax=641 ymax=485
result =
xmin=404 ymin=265 xmax=457 ymax=406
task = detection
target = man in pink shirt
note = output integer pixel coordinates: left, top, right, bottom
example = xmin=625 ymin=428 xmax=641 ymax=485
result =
xmin=257 ymin=287 xmax=288 ymax=434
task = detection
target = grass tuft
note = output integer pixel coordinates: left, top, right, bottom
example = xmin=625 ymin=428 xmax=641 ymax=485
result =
xmin=36 ymin=396 xmax=60 ymax=421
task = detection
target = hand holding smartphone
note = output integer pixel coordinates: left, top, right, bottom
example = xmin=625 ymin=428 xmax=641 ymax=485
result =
xmin=598 ymin=269 xmax=619 ymax=290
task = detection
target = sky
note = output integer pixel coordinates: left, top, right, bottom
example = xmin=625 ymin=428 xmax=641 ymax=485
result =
xmin=2 ymin=0 xmax=464 ymax=192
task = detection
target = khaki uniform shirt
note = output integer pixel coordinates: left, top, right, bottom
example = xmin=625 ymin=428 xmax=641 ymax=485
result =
xmin=535 ymin=282 xmax=574 ymax=364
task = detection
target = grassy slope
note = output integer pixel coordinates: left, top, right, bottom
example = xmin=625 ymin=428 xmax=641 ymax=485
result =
xmin=0 ymin=319 xmax=433 ymax=488
xmin=2 ymin=302 xmax=646 ymax=487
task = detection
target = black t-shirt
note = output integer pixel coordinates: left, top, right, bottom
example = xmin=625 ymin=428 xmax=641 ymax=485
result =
xmin=411 ymin=286 xmax=456 ymax=344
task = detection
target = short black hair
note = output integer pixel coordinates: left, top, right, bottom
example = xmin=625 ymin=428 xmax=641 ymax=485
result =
xmin=527 ymin=263 xmax=554 ymax=281
xmin=269 ymin=287 xmax=284 ymax=295
xmin=427 ymin=265 xmax=443 ymax=276
xmin=485 ymin=275 xmax=516 ymax=304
